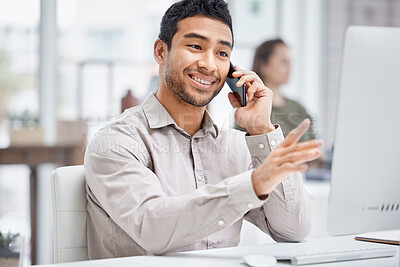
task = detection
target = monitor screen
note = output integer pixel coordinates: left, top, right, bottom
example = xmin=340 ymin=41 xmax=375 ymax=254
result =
xmin=328 ymin=26 xmax=400 ymax=235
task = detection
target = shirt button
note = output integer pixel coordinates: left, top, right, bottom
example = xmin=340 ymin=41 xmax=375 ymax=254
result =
xmin=258 ymin=143 xmax=265 ymax=149
xmin=218 ymin=220 xmax=225 ymax=226
xmin=248 ymin=203 xmax=254 ymax=209
xmin=270 ymin=139 xmax=276 ymax=146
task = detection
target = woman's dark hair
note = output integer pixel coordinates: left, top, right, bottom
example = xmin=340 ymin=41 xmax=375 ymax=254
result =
xmin=252 ymin=39 xmax=286 ymax=80
xmin=158 ymin=0 xmax=233 ymax=50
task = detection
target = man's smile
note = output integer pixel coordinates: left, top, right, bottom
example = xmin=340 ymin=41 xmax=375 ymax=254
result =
xmin=187 ymin=71 xmax=220 ymax=90
xmin=189 ymin=74 xmax=212 ymax=85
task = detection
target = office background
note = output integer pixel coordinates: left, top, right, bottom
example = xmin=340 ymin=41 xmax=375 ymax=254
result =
xmin=1 ymin=0 xmax=400 ymax=265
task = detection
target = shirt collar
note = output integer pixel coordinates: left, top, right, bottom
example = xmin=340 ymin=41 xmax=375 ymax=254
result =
xmin=142 ymin=93 xmax=219 ymax=138
xmin=202 ymin=108 xmax=219 ymax=138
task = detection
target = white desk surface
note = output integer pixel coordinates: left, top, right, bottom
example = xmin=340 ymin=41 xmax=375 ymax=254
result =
xmin=34 ymin=235 xmax=399 ymax=267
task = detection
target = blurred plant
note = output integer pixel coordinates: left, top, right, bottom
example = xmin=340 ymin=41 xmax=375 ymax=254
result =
xmin=0 ymin=231 xmax=19 ymax=251
xmin=9 ymin=110 xmax=39 ymax=129
xmin=0 ymin=231 xmax=20 ymax=266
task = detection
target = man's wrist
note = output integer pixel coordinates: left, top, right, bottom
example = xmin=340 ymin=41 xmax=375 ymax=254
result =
xmin=248 ymin=124 xmax=276 ymax=136
xmin=251 ymin=169 xmax=269 ymax=200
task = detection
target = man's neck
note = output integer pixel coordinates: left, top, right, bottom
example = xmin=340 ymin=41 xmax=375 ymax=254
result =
xmin=155 ymin=88 xmax=205 ymax=136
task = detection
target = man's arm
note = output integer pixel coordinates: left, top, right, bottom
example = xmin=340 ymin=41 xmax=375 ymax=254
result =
xmin=85 ymin=128 xmax=265 ymax=255
xmin=244 ymin=125 xmax=313 ymax=242
xmin=227 ymin=67 xmax=321 ymax=242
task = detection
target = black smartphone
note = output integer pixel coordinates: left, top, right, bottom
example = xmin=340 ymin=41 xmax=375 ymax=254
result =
xmin=226 ymin=62 xmax=246 ymax=106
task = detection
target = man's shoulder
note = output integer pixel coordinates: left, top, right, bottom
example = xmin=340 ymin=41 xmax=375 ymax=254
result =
xmin=85 ymin=104 xmax=153 ymax=166
xmin=86 ymin=105 xmax=150 ymax=150
xmin=116 ymin=105 xmax=148 ymax=129
xmin=103 ymin=105 xmax=148 ymax=134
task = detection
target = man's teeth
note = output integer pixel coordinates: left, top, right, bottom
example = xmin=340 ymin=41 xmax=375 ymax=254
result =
xmin=191 ymin=75 xmax=212 ymax=85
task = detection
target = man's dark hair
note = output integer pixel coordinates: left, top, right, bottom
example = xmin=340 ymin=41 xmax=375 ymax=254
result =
xmin=158 ymin=0 xmax=234 ymax=50
xmin=252 ymin=39 xmax=286 ymax=80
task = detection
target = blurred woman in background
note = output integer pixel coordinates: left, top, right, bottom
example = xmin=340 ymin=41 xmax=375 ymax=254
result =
xmin=236 ymin=39 xmax=315 ymax=143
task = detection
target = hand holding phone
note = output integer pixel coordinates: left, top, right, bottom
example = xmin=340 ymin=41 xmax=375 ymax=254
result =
xmin=226 ymin=62 xmax=246 ymax=106
xmin=226 ymin=62 xmax=275 ymax=135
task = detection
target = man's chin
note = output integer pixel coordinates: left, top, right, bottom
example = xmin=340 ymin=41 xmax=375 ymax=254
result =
xmin=178 ymin=91 xmax=214 ymax=107
xmin=182 ymin=96 xmax=212 ymax=107
xmin=194 ymin=88 xmax=222 ymax=105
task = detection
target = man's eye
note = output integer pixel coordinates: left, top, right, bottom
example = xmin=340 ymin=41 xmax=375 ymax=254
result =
xmin=189 ymin=44 xmax=201 ymax=50
xmin=218 ymin=51 xmax=229 ymax=57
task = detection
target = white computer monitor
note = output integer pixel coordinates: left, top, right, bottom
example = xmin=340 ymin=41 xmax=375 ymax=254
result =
xmin=327 ymin=26 xmax=400 ymax=235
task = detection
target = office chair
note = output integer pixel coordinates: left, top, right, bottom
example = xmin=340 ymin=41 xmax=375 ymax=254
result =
xmin=51 ymin=165 xmax=89 ymax=263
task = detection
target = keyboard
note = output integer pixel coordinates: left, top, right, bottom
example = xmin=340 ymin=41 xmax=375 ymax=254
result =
xmin=172 ymin=235 xmax=398 ymax=266
xmin=256 ymin=236 xmax=398 ymax=265
xmin=288 ymin=246 xmax=397 ymax=265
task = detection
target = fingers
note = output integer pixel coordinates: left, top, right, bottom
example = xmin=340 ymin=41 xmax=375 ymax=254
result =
xmin=246 ymin=84 xmax=255 ymax=103
xmin=231 ymin=68 xmax=270 ymax=103
xmin=278 ymin=162 xmax=309 ymax=173
xmin=273 ymin=136 xmax=323 ymax=165
xmin=280 ymin=119 xmax=311 ymax=147
xmin=246 ymin=83 xmax=258 ymax=102
xmin=235 ymin=71 xmax=261 ymax=87
xmin=227 ymin=92 xmax=242 ymax=109
xmin=293 ymin=139 xmax=324 ymax=151
xmin=275 ymin=139 xmax=323 ymax=157
xmin=277 ymin=148 xmax=321 ymax=166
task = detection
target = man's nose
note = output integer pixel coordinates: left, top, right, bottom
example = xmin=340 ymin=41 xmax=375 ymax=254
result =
xmin=198 ymin=50 xmax=217 ymax=73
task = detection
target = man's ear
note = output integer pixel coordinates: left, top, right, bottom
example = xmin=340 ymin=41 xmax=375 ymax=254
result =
xmin=154 ymin=38 xmax=168 ymax=65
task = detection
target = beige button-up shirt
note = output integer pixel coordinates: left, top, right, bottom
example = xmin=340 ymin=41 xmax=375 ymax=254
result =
xmin=85 ymin=93 xmax=312 ymax=259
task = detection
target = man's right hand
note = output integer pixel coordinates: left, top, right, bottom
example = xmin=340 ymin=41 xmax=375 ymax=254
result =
xmin=251 ymin=119 xmax=323 ymax=199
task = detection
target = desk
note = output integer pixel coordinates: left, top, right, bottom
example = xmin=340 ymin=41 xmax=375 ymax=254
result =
xmin=0 ymin=145 xmax=84 ymax=265
xmin=33 ymin=235 xmax=399 ymax=267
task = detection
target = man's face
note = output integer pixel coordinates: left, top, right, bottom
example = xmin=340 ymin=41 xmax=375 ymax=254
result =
xmin=163 ymin=15 xmax=232 ymax=107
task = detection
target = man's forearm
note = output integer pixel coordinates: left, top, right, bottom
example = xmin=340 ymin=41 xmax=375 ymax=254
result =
xmin=245 ymin=172 xmax=312 ymax=242
xmin=263 ymin=172 xmax=312 ymax=242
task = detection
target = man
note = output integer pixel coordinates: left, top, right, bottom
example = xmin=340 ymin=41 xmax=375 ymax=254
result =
xmin=85 ymin=0 xmax=322 ymax=259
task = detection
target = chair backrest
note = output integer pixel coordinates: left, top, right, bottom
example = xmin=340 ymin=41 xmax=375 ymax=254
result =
xmin=51 ymin=165 xmax=88 ymax=263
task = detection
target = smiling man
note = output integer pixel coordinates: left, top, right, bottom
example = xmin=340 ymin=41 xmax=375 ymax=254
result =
xmin=84 ymin=0 xmax=322 ymax=260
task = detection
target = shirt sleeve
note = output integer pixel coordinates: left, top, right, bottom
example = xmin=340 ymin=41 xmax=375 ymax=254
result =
xmin=244 ymin=126 xmax=312 ymax=242
xmin=85 ymin=125 xmax=265 ymax=255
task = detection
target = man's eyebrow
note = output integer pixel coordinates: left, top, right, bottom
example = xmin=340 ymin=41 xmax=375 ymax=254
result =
xmin=183 ymin=32 xmax=208 ymax=41
xmin=219 ymin=40 xmax=232 ymax=50
xmin=183 ymin=32 xmax=232 ymax=50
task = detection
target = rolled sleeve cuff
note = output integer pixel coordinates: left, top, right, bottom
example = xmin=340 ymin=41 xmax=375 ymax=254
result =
xmin=245 ymin=125 xmax=284 ymax=166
